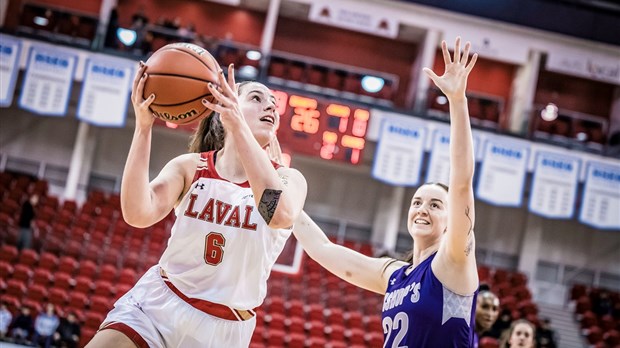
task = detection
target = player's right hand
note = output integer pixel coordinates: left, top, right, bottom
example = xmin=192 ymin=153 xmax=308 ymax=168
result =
xmin=131 ymin=61 xmax=157 ymax=130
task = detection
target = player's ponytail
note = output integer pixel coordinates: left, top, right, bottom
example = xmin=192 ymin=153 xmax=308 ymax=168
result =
xmin=188 ymin=111 xmax=225 ymax=153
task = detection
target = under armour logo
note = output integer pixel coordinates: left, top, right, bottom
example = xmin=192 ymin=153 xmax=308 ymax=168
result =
xmin=390 ymin=279 xmax=396 ymax=286
xmin=196 ymin=183 xmax=205 ymax=190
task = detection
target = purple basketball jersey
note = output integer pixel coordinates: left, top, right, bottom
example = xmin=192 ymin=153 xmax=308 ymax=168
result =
xmin=382 ymin=253 xmax=477 ymax=347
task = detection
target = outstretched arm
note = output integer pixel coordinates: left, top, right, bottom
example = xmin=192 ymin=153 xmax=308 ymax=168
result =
xmin=293 ymin=211 xmax=406 ymax=294
xmin=121 ymin=62 xmax=187 ymax=228
xmin=203 ymin=65 xmax=307 ymax=229
xmin=424 ymin=38 xmax=478 ymax=291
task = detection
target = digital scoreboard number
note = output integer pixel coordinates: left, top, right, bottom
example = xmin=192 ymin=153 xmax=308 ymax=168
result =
xmin=272 ymin=89 xmax=369 ymax=165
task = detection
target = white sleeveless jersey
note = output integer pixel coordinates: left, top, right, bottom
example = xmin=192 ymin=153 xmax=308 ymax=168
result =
xmin=158 ymin=151 xmax=291 ymax=310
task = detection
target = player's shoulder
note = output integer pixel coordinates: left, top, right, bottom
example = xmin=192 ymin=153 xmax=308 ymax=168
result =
xmin=167 ymin=153 xmax=202 ymax=175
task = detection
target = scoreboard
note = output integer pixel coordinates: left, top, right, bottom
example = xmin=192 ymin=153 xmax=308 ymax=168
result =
xmin=272 ymin=89 xmax=369 ymax=165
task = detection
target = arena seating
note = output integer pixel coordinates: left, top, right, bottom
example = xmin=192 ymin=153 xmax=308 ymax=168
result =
xmin=570 ymin=283 xmax=620 ymax=347
xmin=0 ymin=170 xmax=539 ymax=347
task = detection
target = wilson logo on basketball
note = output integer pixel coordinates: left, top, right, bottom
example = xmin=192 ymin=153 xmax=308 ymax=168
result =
xmin=153 ymin=109 xmax=197 ymax=121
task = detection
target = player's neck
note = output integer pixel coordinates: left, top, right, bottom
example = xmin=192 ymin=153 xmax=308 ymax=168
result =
xmin=409 ymin=242 xmax=440 ymax=269
xmin=215 ymin=146 xmax=247 ymax=183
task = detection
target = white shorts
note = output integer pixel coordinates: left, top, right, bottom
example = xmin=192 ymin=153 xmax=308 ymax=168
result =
xmin=100 ymin=266 xmax=256 ymax=348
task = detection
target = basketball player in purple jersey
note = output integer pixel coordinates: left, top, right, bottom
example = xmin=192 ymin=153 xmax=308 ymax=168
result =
xmin=293 ymin=37 xmax=479 ymax=347
xmin=87 ymin=64 xmax=307 ymax=347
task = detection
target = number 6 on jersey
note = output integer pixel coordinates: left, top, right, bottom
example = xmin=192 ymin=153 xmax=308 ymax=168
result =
xmin=205 ymin=232 xmax=226 ymax=265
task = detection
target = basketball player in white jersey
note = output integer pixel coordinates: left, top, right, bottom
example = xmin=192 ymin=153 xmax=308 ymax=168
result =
xmin=87 ymin=63 xmax=307 ymax=348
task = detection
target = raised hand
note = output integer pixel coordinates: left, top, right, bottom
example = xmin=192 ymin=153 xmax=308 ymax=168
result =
xmin=131 ymin=61 xmax=157 ymax=129
xmin=202 ymin=64 xmax=246 ymax=133
xmin=423 ymin=37 xmax=477 ymax=102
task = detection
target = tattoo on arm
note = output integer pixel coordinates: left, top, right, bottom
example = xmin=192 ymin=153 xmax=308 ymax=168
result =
xmin=279 ymin=175 xmax=289 ymax=186
xmin=465 ymin=206 xmax=473 ymax=236
xmin=464 ymin=235 xmax=474 ymax=256
xmin=258 ymin=189 xmax=282 ymax=224
xmin=464 ymin=206 xmax=474 ymax=256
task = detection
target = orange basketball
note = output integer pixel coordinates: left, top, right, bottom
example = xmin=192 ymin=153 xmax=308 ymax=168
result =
xmin=143 ymin=43 xmax=220 ymax=125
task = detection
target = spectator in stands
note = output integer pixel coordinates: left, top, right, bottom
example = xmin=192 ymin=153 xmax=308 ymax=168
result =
xmin=54 ymin=312 xmax=81 ymax=348
xmin=10 ymin=306 xmax=33 ymax=344
xmin=0 ymin=302 xmax=12 ymax=339
xmin=488 ymin=308 xmax=513 ymax=339
xmin=131 ymin=5 xmax=149 ymax=27
xmin=17 ymin=193 xmax=38 ymax=250
xmin=593 ymin=290 xmax=613 ymax=317
xmin=32 ymin=303 xmax=60 ymax=348
xmin=293 ymin=38 xmax=479 ymax=347
xmin=475 ymin=290 xmax=500 ymax=346
xmin=536 ymin=317 xmax=557 ymax=348
xmin=500 ymin=319 xmax=536 ymax=348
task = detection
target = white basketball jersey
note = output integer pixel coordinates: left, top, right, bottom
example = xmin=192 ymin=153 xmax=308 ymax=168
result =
xmin=158 ymin=151 xmax=292 ymax=310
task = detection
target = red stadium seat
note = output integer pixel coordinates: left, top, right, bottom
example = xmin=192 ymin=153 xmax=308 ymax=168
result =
xmin=79 ymin=327 xmax=97 ymax=347
xmin=307 ymin=319 xmax=325 ymax=337
xmin=84 ymin=312 xmax=105 ymax=330
xmin=68 ymin=292 xmax=89 ymax=310
xmin=21 ymin=298 xmax=43 ymax=314
xmin=58 ymin=256 xmax=79 ymax=275
xmin=1 ymin=294 xmax=21 ymax=313
xmin=286 ymin=332 xmax=305 ymax=347
xmin=25 ymin=283 xmax=48 ymax=302
xmin=6 ymin=279 xmax=27 ymax=298
xmin=98 ymin=264 xmax=118 ymax=282
xmin=61 ymin=199 xmax=78 ymax=213
xmin=90 ymin=295 xmax=113 ymax=314
xmin=121 ymin=251 xmax=141 ymax=269
xmin=480 ymin=336 xmax=500 ymax=348
xmin=325 ymin=324 xmax=346 ymax=341
xmin=38 ymin=251 xmax=59 ymax=271
xmin=32 ymin=268 xmax=53 ymax=286
xmin=118 ymin=268 xmax=138 ymax=285
xmin=74 ymin=276 xmax=95 ymax=294
xmin=18 ymin=248 xmax=39 ymax=266
xmin=48 ymin=287 xmax=69 ymax=307
xmin=0 ymin=244 xmax=18 ymax=262
xmin=64 ymin=240 xmax=84 ymax=259
xmin=53 ymin=272 xmax=74 ymax=290
xmin=265 ymin=312 xmax=286 ymax=331
xmin=93 ymin=280 xmax=115 ymax=297
xmin=265 ymin=328 xmax=286 ymax=347
xmin=77 ymin=260 xmax=98 ymax=278
xmin=12 ymin=264 xmax=33 ymax=283
xmin=0 ymin=261 xmax=14 ymax=279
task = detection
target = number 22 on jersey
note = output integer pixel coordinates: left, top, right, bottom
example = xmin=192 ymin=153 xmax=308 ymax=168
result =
xmin=383 ymin=311 xmax=409 ymax=348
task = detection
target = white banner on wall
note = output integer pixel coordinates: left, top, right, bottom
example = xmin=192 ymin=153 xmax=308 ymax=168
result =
xmin=546 ymin=45 xmax=620 ymax=86
xmin=529 ymin=151 xmax=581 ymax=218
xmin=19 ymin=45 xmax=77 ymax=116
xmin=426 ymin=126 xmax=480 ymax=185
xmin=0 ymin=35 xmax=22 ymax=107
xmin=77 ymin=56 xmax=134 ymax=127
xmin=579 ymin=162 xmax=620 ymax=230
xmin=309 ymin=1 xmax=399 ymax=39
xmin=442 ymin=25 xmax=530 ymax=65
xmin=477 ymin=138 xmax=530 ymax=207
xmin=372 ymin=117 xmax=427 ymax=186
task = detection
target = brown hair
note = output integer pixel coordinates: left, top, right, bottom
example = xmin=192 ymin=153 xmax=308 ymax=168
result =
xmin=499 ymin=319 xmax=536 ymax=348
xmin=381 ymin=182 xmax=449 ymax=273
xmin=188 ymin=81 xmax=253 ymax=153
